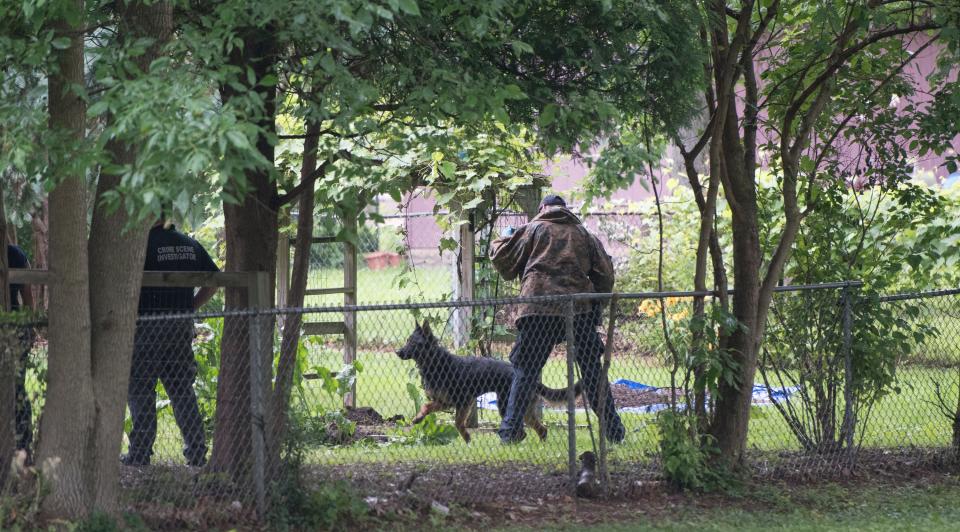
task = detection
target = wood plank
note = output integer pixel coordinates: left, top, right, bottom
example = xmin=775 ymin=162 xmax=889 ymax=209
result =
xmin=8 ymin=269 xmax=258 ymax=288
xmin=7 ymin=269 xmax=53 ymax=285
xmin=143 ymin=271 xmax=257 ymax=288
xmin=304 ymin=287 xmax=350 ymax=296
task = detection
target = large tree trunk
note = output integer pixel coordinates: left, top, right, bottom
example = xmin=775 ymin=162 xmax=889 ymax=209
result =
xmin=36 ymin=1 xmax=96 ymax=516
xmin=86 ymin=0 xmax=172 ymax=512
xmin=210 ymin=31 xmax=278 ymax=479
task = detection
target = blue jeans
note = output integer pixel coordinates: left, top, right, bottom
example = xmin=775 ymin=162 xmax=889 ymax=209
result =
xmin=498 ymin=314 xmax=624 ymax=442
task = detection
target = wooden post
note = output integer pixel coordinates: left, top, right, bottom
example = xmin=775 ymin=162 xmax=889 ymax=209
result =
xmin=450 ymin=217 xmax=474 ymax=350
xmin=276 ymin=232 xmax=290 ymax=310
xmin=343 ymin=211 xmax=358 ymax=409
xmin=460 ymin=213 xmax=478 ymax=427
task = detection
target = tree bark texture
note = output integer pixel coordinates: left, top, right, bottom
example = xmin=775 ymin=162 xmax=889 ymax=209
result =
xmin=210 ymin=30 xmax=278 ymax=479
xmin=269 ymin=121 xmax=320 ymax=467
xmin=0 ymin=326 xmax=15 ymax=490
xmin=31 ymin=199 xmax=49 ymax=310
xmin=37 ymin=0 xmax=173 ymax=517
xmin=87 ymin=1 xmax=172 ymax=512
xmin=0 ymin=187 xmax=12 ymax=487
xmin=37 ymin=1 xmax=96 ymax=516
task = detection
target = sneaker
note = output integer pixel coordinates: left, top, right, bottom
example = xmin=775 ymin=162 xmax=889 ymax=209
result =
xmin=121 ymin=454 xmax=150 ymax=466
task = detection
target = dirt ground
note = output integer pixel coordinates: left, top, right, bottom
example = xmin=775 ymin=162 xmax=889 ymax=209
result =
xmin=115 ymin=441 xmax=959 ymax=530
xmin=300 ymin=448 xmax=959 ymax=529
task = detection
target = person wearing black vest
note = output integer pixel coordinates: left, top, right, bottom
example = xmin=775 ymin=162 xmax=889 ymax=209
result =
xmin=7 ymin=244 xmax=34 ymax=457
xmin=123 ymin=220 xmax=219 ymax=467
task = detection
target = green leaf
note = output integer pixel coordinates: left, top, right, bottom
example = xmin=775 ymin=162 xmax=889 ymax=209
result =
xmin=51 ymin=37 xmax=71 ymax=50
xmin=439 ymin=161 xmax=457 ymax=178
xmin=397 ymin=0 xmax=420 ymax=15
xmin=510 ymin=40 xmax=533 ymax=56
xmin=226 ymin=130 xmax=247 ymax=149
xmin=87 ymin=101 xmax=109 ymax=117
xmin=539 ymin=104 xmax=557 ymax=127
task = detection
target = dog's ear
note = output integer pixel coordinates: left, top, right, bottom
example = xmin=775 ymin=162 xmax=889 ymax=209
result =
xmin=421 ymin=321 xmax=433 ymax=338
xmin=414 ymin=320 xmax=421 ymax=332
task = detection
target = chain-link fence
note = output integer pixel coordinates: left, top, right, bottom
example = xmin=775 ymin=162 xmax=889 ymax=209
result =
xmin=0 ymin=314 xmax=44 ymax=474
xmin=9 ymin=283 xmax=960 ymax=521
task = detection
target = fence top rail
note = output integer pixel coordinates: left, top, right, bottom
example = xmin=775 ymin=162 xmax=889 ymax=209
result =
xmin=878 ymin=287 xmax=960 ymax=302
xmin=137 ymin=281 xmax=863 ymax=321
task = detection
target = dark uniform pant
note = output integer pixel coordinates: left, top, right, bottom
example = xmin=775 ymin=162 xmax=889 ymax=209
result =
xmin=498 ymin=314 xmax=625 ymax=443
xmin=127 ymin=322 xmax=206 ymax=465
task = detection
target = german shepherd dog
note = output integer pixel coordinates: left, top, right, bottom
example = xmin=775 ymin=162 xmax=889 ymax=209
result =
xmin=396 ymin=321 xmax=581 ymax=443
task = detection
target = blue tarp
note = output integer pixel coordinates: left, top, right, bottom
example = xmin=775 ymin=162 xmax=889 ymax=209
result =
xmin=477 ymin=379 xmax=799 ymax=414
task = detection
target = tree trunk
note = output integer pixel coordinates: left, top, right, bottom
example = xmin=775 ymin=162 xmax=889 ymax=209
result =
xmin=270 ymin=121 xmax=320 ymax=465
xmin=210 ymin=31 xmax=278 ymax=479
xmin=709 ymin=181 xmax=761 ymax=467
xmin=36 ymin=1 xmax=96 ymax=517
xmin=86 ymin=0 xmax=172 ymax=512
xmin=31 ymin=199 xmax=49 ymax=310
xmin=1 ymin=186 xmax=9 ymax=312
xmin=0 ymin=326 xmax=14 ymax=490
xmin=0 ymin=187 xmax=12 ymax=487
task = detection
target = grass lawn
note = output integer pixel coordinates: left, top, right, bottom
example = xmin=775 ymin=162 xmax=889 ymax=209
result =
xmin=488 ymin=475 xmax=960 ymax=532
xmin=304 ymin=264 xmax=452 ymax=307
xmin=301 ymin=264 xmax=454 ymax=345
xmin=138 ymin=341 xmax=958 ymax=467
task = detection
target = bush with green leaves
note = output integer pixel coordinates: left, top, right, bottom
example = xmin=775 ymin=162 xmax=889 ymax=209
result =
xmin=656 ymin=409 xmax=733 ymax=492
xmin=389 ymin=413 xmax=460 ymax=446
xmin=758 ymin=180 xmax=952 ymax=453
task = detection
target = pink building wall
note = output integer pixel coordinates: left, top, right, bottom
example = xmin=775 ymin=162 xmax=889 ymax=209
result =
xmin=392 ymin=39 xmax=959 ymax=253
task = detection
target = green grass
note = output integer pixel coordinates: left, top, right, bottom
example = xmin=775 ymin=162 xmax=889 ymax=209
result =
xmin=138 ymin=343 xmax=959 ymax=467
xmin=496 ymin=478 xmax=960 ymax=531
xmin=304 ymin=264 xmax=452 ymax=307
xmin=301 ymin=264 xmax=453 ymax=345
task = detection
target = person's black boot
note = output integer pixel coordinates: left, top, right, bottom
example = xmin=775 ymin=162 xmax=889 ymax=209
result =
xmin=605 ymin=419 xmax=626 ymax=444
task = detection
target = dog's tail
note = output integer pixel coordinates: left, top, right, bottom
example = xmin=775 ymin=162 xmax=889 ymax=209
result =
xmin=537 ymin=381 xmax=583 ymax=403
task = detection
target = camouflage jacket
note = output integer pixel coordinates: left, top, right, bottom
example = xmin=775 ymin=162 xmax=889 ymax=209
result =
xmin=490 ymin=207 xmax=614 ymax=320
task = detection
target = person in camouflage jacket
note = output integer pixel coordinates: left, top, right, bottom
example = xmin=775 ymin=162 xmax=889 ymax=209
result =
xmin=490 ymin=195 xmax=625 ymax=444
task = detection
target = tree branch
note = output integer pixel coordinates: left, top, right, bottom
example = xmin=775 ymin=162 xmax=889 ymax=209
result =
xmin=811 ymin=36 xmax=936 ymax=172
xmin=782 ymin=20 xmax=940 ymax=143
xmin=274 ymin=148 xmax=385 ymax=208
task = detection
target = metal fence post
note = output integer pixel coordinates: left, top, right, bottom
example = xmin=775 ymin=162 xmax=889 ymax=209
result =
xmin=565 ymin=298 xmax=577 ymax=494
xmin=248 ymin=272 xmax=269 ymax=519
xmin=841 ymin=283 xmax=856 ymax=459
